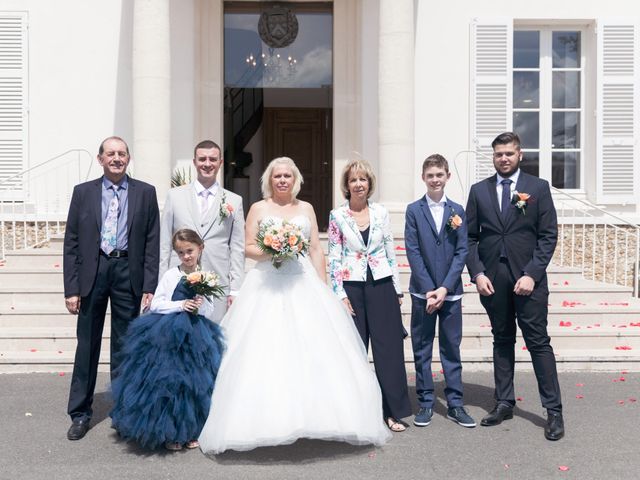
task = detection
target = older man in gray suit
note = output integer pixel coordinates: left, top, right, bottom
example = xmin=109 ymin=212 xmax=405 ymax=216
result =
xmin=160 ymin=140 xmax=245 ymax=322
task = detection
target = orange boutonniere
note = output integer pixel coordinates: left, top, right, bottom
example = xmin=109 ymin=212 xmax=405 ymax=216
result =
xmin=446 ymin=209 xmax=463 ymax=232
xmin=218 ymin=192 xmax=234 ymax=224
xmin=511 ymin=191 xmax=530 ymax=215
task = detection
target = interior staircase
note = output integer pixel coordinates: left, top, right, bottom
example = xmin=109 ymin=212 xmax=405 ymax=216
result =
xmin=1 ymin=234 xmax=639 ymax=373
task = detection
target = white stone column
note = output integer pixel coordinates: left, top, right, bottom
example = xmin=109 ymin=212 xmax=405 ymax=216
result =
xmin=378 ymin=0 xmax=414 ymax=212
xmin=132 ymin=0 xmax=171 ymax=205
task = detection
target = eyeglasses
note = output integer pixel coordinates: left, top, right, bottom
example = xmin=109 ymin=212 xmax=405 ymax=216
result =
xmin=493 ymin=151 xmax=518 ymax=158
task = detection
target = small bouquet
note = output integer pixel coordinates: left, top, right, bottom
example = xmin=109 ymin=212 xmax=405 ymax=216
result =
xmin=218 ymin=192 xmax=234 ymax=224
xmin=256 ymin=220 xmax=310 ymax=268
xmin=511 ymin=191 xmax=531 ymax=215
xmin=446 ymin=209 xmax=463 ymax=232
xmin=181 ymin=271 xmax=226 ymax=313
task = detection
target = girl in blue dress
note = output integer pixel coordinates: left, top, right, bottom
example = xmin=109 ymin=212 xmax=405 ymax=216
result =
xmin=110 ymin=229 xmax=225 ymax=451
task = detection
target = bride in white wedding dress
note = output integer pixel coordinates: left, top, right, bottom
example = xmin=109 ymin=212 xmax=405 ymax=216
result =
xmin=198 ymin=157 xmax=391 ymax=454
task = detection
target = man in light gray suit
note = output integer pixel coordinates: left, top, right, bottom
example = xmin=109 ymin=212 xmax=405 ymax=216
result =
xmin=160 ymin=140 xmax=245 ymax=322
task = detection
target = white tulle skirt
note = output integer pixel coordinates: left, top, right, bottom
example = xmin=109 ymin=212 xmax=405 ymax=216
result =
xmin=198 ymin=257 xmax=391 ymax=454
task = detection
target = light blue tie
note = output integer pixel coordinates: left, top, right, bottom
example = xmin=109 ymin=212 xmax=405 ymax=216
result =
xmin=100 ymin=185 xmax=119 ymax=254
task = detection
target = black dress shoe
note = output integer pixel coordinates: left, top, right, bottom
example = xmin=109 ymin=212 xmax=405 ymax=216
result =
xmin=67 ymin=419 xmax=90 ymax=440
xmin=544 ymin=411 xmax=565 ymax=441
xmin=480 ymin=403 xmax=514 ymax=426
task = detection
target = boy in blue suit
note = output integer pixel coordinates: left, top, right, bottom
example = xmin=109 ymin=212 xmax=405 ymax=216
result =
xmin=404 ymin=154 xmax=475 ymax=428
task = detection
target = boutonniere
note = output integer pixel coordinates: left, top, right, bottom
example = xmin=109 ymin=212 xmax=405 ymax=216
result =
xmin=511 ymin=191 xmax=530 ymax=215
xmin=218 ymin=192 xmax=234 ymax=224
xmin=446 ymin=209 xmax=463 ymax=232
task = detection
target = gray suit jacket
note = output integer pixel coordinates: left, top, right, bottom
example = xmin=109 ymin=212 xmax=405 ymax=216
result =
xmin=159 ymin=183 xmax=245 ymax=322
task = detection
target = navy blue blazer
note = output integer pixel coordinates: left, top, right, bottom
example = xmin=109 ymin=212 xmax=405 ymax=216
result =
xmin=404 ymin=196 xmax=468 ymax=297
xmin=63 ymin=175 xmax=160 ymax=298
xmin=465 ymin=171 xmax=557 ymax=284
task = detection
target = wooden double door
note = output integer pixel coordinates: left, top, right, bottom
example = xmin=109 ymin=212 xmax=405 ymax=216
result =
xmin=264 ymin=108 xmax=333 ymax=231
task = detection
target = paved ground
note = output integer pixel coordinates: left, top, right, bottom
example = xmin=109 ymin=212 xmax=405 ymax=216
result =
xmin=1 ymin=371 xmax=638 ymax=480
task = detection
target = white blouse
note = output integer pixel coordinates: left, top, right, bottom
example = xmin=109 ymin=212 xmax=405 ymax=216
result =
xmin=150 ymin=266 xmax=216 ymax=321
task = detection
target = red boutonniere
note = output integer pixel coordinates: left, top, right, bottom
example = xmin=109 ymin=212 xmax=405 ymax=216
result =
xmin=511 ymin=191 xmax=530 ymax=215
xmin=446 ymin=209 xmax=463 ymax=232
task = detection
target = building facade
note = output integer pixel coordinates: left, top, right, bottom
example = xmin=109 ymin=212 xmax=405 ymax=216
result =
xmin=0 ymin=0 xmax=638 ymax=229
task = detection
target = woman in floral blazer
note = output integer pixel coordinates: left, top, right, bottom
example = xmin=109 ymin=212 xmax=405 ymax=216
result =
xmin=328 ymin=159 xmax=411 ymax=432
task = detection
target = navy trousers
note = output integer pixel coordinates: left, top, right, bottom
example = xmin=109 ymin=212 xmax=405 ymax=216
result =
xmin=410 ymin=296 xmax=464 ymax=408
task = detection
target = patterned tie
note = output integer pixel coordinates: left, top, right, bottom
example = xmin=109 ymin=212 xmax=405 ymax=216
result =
xmin=100 ymin=185 xmax=119 ymax=254
xmin=501 ymin=179 xmax=512 ymax=219
xmin=200 ymin=190 xmax=211 ymax=218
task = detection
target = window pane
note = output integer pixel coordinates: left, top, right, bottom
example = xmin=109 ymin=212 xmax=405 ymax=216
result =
xmin=552 ymin=71 xmax=580 ymax=108
xmin=514 ymin=31 xmax=540 ymax=68
xmin=552 ymin=152 xmax=580 ymax=188
xmin=552 ymin=112 xmax=580 ymax=148
xmin=552 ymin=31 xmax=580 ymax=68
xmin=514 ymin=71 xmax=539 ymax=108
xmin=225 ymin=11 xmax=333 ymax=88
xmin=520 ymin=151 xmax=539 ymax=177
xmin=513 ymin=112 xmax=539 ymax=149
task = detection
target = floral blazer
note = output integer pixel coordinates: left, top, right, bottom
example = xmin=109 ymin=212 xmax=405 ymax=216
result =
xmin=327 ymin=202 xmax=402 ymax=299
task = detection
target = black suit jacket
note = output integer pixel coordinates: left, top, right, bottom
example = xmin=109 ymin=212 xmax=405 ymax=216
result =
xmin=63 ymin=175 xmax=160 ymax=298
xmin=465 ymin=171 xmax=557 ymax=284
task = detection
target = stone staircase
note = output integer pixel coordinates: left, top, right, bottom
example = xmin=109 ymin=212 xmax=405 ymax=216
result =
xmin=1 ymin=235 xmax=639 ymax=372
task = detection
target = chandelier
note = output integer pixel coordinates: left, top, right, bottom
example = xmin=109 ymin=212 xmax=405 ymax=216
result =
xmin=245 ymin=48 xmax=297 ymax=85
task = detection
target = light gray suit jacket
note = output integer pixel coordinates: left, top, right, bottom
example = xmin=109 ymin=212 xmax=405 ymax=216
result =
xmin=159 ymin=183 xmax=245 ymax=322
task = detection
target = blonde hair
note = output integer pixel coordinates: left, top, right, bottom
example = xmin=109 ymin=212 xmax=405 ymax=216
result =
xmin=260 ymin=157 xmax=304 ymax=199
xmin=340 ymin=159 xmax=376 ymax=200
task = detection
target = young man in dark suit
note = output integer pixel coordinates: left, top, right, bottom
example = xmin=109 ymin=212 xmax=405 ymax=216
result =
xmin=466 ymin=132 xmax=564 ymax=440
xmin=63 ymin=136 xmax=160 ymax=440
xmin=405 ymin=154 xmax=475 ymax=429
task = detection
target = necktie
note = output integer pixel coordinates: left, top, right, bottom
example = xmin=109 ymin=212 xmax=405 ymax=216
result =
xmin=100 ymin=185 xmax=119 ymax=254
xmin=200 ymin=190 xmax=211 ymax=218
xmin=501 ymin=179 xmax=512 ymax=218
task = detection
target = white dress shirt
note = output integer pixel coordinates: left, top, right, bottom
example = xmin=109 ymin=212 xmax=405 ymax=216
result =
xmin=496 ymin=169 xmax=521 ymax=209
xmin=410 ymin=193 xmax=462 ymax=303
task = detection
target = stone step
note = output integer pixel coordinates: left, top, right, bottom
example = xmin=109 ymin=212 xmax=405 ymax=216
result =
xmin=0 ymin=248 xmax=64 ymax=268
xmin=0 ymin=268 xmax=65 ymax=287
xmin=2 ymin=323 xmax=638 ymax=353
xmin=2 ymin=348 xmax=638 ymax=374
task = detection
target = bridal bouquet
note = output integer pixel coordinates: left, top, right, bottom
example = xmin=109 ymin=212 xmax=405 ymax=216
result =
xmin=256 ymin=220 xmax=310 ymax=268
xmin=181 ymin=270 xmax=226 ymax=304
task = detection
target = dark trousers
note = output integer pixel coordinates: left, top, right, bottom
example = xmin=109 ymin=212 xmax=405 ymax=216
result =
xmin=67 ymin=254 xmax=141 ymax=422
xmin=480 ymin=259 xmax=562 ymax=412
xmin=410 ymin=296 xmax=464 ymax=408
xmin=344 ymin=272 xmax=411 ymax=420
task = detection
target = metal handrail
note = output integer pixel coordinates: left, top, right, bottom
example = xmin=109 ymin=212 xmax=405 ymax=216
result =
xmin=0 ymin=149 xmax=95 ymax=259
xmin=0 ymin=149 xmax=93 ymax=187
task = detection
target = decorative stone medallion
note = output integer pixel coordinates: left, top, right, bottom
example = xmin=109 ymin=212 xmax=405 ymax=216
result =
xmin=258 ymin=5 xmax=299 ymax=48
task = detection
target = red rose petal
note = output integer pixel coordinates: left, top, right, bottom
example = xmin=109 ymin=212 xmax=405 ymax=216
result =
xmin=621 ymin=370 xmax=629 ymax=374
xmin=576 ymin=394 xmax=584 ymax=399
xmin=576 ymin=383 xmax=584 ymax=387
xmin=629 ymin=398 xmax=637 ymax=403
xmin=619 ymin=377 xmax=626 ymax=382
xmin=563 ymin=281 xmax=569 ymax=285
xmin=516 ymin=396 xmax=523 ymax=402
xmin=558 ymin=466 xmax=570 ymax=472
xmin=29 ymin=349 xmax=37 ymax=352
xmin=439 ymin=369 xmax=444 ymax=374
xmin=618 ymin=400 xmax=625 ymax=405
xmin=58 ymin=372 xmax=65 ymax=376
xmin=522 ymin=346 xmax=528 ymax=350
xmin=368 ymin=452 xmax=376 ymax=459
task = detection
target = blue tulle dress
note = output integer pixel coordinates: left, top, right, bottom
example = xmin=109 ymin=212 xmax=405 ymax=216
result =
xmin=110 ymin=274 xmax=225 ymax=450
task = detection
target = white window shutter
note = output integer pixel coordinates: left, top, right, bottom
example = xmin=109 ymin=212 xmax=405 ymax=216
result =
xmin=0 ymin=12 xmax=27 ymax=198
xmin=470 ymin=18 xmax=512 ymax=182
xmin=596 ymin=20 xmax=638 ymax=204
